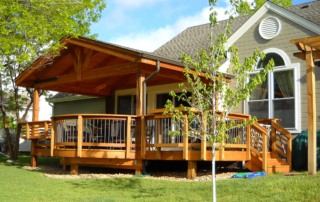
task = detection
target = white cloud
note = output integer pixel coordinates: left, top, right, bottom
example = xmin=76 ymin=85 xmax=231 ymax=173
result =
xmin=110 ymin=5 xmax=232 ymax=52
xmin=113 ymin=0 xmax=168 ymax=8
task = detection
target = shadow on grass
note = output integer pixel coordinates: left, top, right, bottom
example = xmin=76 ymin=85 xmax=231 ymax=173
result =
xmin=0 ymin=155 xmax=60 ymax=169
xmin=67 ymin=177 xmax=166 ymax=200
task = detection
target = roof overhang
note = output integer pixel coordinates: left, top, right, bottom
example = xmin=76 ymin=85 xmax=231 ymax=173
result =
xmin=15 ymin=37 xmax=233 ymax=98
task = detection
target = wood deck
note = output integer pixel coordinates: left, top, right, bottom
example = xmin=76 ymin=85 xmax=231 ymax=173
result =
xmin=21 ymin=113 xmax=292 ymax=178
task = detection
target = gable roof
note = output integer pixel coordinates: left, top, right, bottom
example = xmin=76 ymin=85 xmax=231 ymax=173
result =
xmin=154 ymin=1 xmax=320 ymax=62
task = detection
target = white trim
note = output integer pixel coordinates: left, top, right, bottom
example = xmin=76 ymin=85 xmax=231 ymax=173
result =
xmin=219 ymin=52 xmax=231 ymax=73
xmin=254 ymin=48 xmax=291 ymax=71
xmin=225 ymin=1 xmax=320 ymax=49
xmin=259 ymin=16 xmax=281 ymax=40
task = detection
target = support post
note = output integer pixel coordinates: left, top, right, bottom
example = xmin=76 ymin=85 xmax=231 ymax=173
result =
xmin=183 ymin=116 xmax=188 ymax=160
xmin=141 ymin=116 xmax=146 ymax=159
xmin=77 ymin=115 xmax=83 ymax=158
xmin=246 ymin=117 xmax=251 ymax=160
xmin=201 ymin=115 xmax=207 ymax=161
xmin=156 ymin=119 xmax=162 ymax=159
xmin=305 ymin=46 xmax=317 ymax=175
xmin=271 ymin=121 xmax=277 ymax=157
xmin=262 ymin=132 xmax=268 ymax=172
xmin=126 ymin=116 xmax=131 ymax=159
xmin=288 ymin=137 xmax=292 ymax=171
xmin=70 ymin=164 xmax=78 ymax=175
xmin=31 ymin=88 xmax=40 ymax=167
xmin=50 ymin=118 xmax=55 ymax=157
xmin=136 ymin=71 xmax=146 ymax=159
xmin=26 ymin=123 xmax=30 ymax=139
xmin=187 ymin=161 xmax=197 ymax=179
xmin=44 ymin=121 xmax=48 ymax=138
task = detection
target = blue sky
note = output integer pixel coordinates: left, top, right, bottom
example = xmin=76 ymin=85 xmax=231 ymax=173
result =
xmin=90 ymin=0 xmax=311 ymax=52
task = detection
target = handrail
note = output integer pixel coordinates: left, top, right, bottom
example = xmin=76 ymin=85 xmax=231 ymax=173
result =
xmin=20 ymin=121 xmax=52 ymax=139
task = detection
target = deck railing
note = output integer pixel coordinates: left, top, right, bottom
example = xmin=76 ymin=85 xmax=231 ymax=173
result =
xmin=21 ymin=121 xmax=51 ymax=139
xmin=51 ymin=114 xmax=137 ymax=158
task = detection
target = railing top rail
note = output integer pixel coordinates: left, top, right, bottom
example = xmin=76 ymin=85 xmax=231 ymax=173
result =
xmin=258 ymin=118 xmax=282 ymax=124
xmin=52 ymin=114 xmax=138 ymax=119
xmin=21 ymin=120 xmax=51 ymax=125
xmin=270 ymin=121 xmax=292 ymax=139
xmin=252 ymin=122 xmax=269 ymax=135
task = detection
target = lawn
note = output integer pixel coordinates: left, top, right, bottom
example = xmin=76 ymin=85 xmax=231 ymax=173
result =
xmin=0 ymin=156 xmax=319 ymax=202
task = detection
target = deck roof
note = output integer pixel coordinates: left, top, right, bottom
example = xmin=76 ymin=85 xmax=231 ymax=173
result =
xmin=15 ymin=36 xmax=233 ymax=98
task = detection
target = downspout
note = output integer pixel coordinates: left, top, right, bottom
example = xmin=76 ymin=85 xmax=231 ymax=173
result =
xmin=142 ymin=60 xmax=160 ymax=115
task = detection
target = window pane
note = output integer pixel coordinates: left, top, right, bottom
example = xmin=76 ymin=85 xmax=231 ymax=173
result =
xmin=274 ymin=70 xmax=294 ymax=98
xmin=248 ymin=101 xmax=268 ymax=119
xmin=175 ymin=92 xmax=192 ymax=107
xmin=118 ymin=95 xmax=132 ymax=115
xmin=257 ymin=53 xmax=285 ymax=69
xmin=249 ymin=101 xmax=269 ymax=119
xmin=156 ymin=93 xmax=172 ymax=109
xmin=132 ymin=95 xmax=136 ymax=115
xmin=250 ymin=75 xmax=268 ymax=100
xmin=273 ymin=99 xmax=295 ymax=128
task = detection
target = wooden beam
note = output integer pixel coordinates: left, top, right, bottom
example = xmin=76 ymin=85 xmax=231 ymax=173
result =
xmin=91 ymin=55 xmax=117 ymax=70
xmin=183 ymin=117 xmax=189 ymax=160
xmin=82 ymin=49 xmax=93 ymax=71
xmin=77 ymin=115 xmax=83 ymax=158
xmin=34 ymin=62 xmax=139 ymax=89
xmin=156 ymin=119 xmax=162 ymax=160
xmin=294 ymin=50 xmax=320 ymax=60
xmin=33 ymin=89 xmax=39 ymax=122
xmin=305 ymin=46 xmax=317 ymax=175
xmin=50 ymin=118 xmax=55 ymax=157
xmin=126 ymin=116 xmax=131 ymax=159
xmin=187 ymin=161 xmax=197 ymax=179
xmin=68 ymin=38 xmax=140 ymax=62
xmin=70 ymin=164 xmax=78 ymax=175
xmin=290 ymin=35 xmax=320 ymax=46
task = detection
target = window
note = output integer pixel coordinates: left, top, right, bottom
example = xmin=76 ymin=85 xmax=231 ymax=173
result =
xmin=247 ymin=49 xmax=300 ymax=132
xmin=156 ymin=92 xmax=192 ymax=109
xmin=118 ymin=95 xmax=136 ymax=115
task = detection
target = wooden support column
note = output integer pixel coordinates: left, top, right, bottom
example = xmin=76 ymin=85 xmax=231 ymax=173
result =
xmin=187 ymin=161 xmax=197 ymax=179
xmin=183 ymin=116 xmax=188 ymax=160
xmin=305 ymin=46 xmax=317 ymax=175
xmin=246 ymin=117 xmax=251 ymax=160
xmin=262 ymin=133 xmax=268 ymax=172
xmin=156 ymin=119 xmax=162 ymax=159
xmin=70 ymin=164 xmax=78 ymax=175
xmin=31 ymin=88 xmax=40 ymax=167
xmin=201 ymin=115 xmax=207 ymax=161
xmin=50 ymin=118 xmax=55 ymax=157
xmin=271 ymin=121 xmax=277 ymax=157
xmin=126 ymin=116 xmax=131 ymax=159
xmin=136 ymin=71 xmax=146 ymax=159
xmin=77 ymin=115 xmax=83 ymax=158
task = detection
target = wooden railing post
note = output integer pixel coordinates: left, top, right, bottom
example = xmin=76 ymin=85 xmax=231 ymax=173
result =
xmin=141 ymin=116 xmax=146 ymax=159
xmin=288 ymin=137 xmax=292 ymax=171
xmin=44 ymin=121 xmax=48 ymax=139
xmin=183 ymin=116 xmax=188 ymax=160
xmin=50 ymin=119 xmax=55 ymax=157
xmin=246 ymin=117 xmax=251 ymax=160
xmin=271 ymin=121 xmax=277 ymax=157
xmin=156 ymin=119 xmax=162 ymax=159
xmin=77 ymin=116 xmax=83 ymax=158
xmin=126 ymin=116 xmax=131 ymax=159
xmin=201 ymin=115 xmax=207 ymax=161
xmin=262 ymin=132 xmax=268 ymax=172
xmin=26 ymin=123 xmax=30 ymax=139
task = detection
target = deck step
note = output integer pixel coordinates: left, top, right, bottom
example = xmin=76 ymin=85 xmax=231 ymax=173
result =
xmin=267 ymin=165 xmax=290 ymax=174
xmin=267 ymin=158 xmax=289 ymax=166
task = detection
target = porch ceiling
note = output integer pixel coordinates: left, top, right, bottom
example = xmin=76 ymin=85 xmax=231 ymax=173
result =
xmin=15 ymin=36 xmax=233 ymax=98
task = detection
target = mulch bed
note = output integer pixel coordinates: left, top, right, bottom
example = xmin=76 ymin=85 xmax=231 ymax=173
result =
xmin=20 ymin=164 xmax=238 ymax=181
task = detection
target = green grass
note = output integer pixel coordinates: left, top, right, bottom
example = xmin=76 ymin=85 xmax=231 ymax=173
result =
xmin=0 ymin=156 xmax=319 ymax=202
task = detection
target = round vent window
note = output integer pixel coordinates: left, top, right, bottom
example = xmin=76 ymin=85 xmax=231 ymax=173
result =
xmin=259 ymin=17 xmax=281 ymax=40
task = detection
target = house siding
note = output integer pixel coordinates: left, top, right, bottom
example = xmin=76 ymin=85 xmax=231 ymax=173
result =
xmin=53 ymin=98 xmax=106 ymax=116
xmin=232 ymin=10 xmax=320 ymax=131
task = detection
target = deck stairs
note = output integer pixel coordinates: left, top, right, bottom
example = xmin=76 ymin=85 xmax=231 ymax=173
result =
xmin=245 ymin=151 xmax=290 ymax=174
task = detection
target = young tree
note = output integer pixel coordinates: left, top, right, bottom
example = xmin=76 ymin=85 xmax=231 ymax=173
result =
xmin=237 ymin=0 xmax=293 ymax=16
xmin=0 ymin=0 xmax=106 ymax=160
xmin=164 ymin=1 xmax=273 ymax=201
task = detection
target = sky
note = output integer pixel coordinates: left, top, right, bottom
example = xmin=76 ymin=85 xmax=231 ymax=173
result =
xmin=39 ymin=0 xmax=310 ymax=120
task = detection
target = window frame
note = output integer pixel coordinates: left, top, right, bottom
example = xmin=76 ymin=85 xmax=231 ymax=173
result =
xmin=246 ymin=49 xmax=301 ymax=133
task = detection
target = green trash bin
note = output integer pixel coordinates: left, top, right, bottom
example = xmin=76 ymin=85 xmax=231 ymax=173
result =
xmin=292 ymin=130 xmax=320 ymax=171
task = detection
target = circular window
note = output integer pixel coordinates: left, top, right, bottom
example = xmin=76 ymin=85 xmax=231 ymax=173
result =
xmin=259 ymin=17 xmax=281 ymax=40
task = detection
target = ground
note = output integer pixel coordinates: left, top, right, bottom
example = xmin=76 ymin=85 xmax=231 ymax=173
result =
xmin=0 ymin=156 xmax=319 ymax=202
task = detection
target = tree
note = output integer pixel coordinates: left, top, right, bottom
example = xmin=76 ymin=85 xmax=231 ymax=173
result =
xmin=0 ymin=0 xmax=106 ymax=160
xmin=164 ymin=0 xmax=273 ymax=201
xmin=237 ymin=0 xmax=293 ymax=16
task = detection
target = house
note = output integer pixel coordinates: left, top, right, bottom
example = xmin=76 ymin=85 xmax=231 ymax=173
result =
xmin=14 ymin=1 xmax=320 ymax=178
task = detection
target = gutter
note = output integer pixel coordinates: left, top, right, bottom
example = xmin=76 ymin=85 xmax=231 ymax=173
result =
xmin=143 ymin=60 xmax=160 ymax=115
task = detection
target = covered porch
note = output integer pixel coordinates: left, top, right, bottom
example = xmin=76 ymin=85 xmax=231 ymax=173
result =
xmin=15 ymin=37 xmax=292 ymax=178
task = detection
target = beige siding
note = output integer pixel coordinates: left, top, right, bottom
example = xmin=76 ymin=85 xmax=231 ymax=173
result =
xmin=53 ymin=98 xmax=106 ymax=116
xmin=232 ymin=10 xmax=319 ymax=131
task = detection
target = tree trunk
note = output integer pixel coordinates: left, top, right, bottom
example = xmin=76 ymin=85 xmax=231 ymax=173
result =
xmin=212 ymin=148 xmax=216 ymax=202
xmin=3 ymin=113 xmax=13 ymax=159
xmin=12 ymin=124 xmax=22 ymax=160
